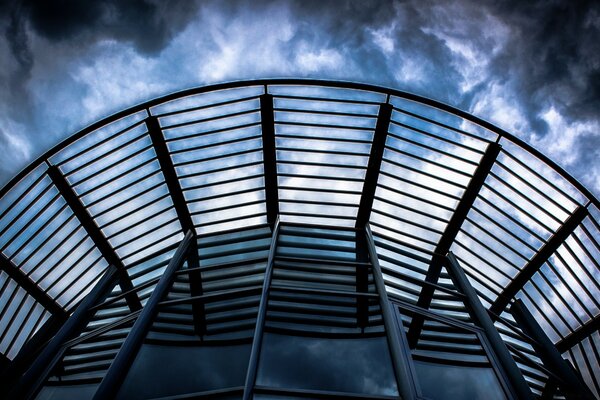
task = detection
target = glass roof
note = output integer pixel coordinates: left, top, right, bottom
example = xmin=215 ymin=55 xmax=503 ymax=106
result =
xmin=0 ymin=79 xmax=598 ymax=395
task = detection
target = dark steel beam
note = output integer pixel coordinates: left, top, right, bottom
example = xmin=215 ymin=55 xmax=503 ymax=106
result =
xmin=407 ymin=142 xmax=500 ymax=347
xmin=146 ymin=115 xmax=195 ymax=233
xmin=556 ymin=315 xmax=600 ymax=353
xmin=0 ymin=254 xmax=67 ymax=319
xmin=187 ymin=243 xmax=206 ymax=337
xmin=355 ymin=102 xmax=392 ymax=229
xmin=365 ymin=224 xmax=419 ymax=400
xmin=243 ymin=218 xmax=280 ymax=400
xmin=355 ymin=232 xmax=369 ymax=329
xmin=147 ymin=115 xmax=205 ymax=335
xmin=446 ymin=252 xmax=534 ymax=400
xmin=47 ymin=165 xmax=142 ymax=311
xmin=93 ymin=231 xmax=195 ymax=400
xmin=260 ymin=94 xmax=279 ymax=227
xmin=511 ymin=299 xmax=595 ymax=399
xmin=11 ymin=265 xmax=119 ymax=400
xmin=491 ymin=206 xmax=588 ymax=317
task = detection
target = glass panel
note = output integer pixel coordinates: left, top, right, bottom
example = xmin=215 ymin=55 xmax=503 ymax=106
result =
xmin=116 ymin=338 xmax=250 ymax=399
xmin=397 ymin=306 xmax=508 ymax=400
xmin=256 ymin=332 xmax=397 ymax=396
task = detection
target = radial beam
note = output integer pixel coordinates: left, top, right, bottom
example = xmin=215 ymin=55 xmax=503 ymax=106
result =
xmin=260 ymin=94 xmax=279 ymax=227
xmin=511 ymin=299 xmax=595 ymax=399
xmin=0 ymin=254 xmax=67 ymax=319
xmin=407 ymin=142 xmax=500 ymax=346
xmin=355 ymin=102 xmax=393 ymax=229
xmin=47 ymin=165 xmax=142 ymax=311
xmin=490 ymin=206 xmax=588 ymax=317
xmin=146 ymin=115 xmax=206 ymax=334
xmin=146 ymin=115 xmax=195 ymax=233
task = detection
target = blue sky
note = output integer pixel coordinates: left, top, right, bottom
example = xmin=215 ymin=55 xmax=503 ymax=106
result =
xmin=0 ymin=0 xmax=598 ymax=196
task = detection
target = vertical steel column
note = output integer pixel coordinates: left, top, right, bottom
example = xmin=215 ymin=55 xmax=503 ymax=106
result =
xmin=446 ymin=252 xmax=534 ymax=400
xmin=365 ymin=224 xmax=418 ymax=400
xmin=242 ymin=218 xmax=280 ymax=400
xmin=92 ymin=230 xmax=195 ymax=400
xmin=11 ymin=265 xmax=119 ymax=400
xmin=511 ymin=299 xmax=595 ymax=400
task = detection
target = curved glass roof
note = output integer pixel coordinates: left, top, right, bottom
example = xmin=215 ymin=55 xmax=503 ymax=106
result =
xmin=0 ymin=80 xmax=598 ymax=395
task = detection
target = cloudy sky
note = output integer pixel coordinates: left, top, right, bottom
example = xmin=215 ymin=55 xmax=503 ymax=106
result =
xmin=0 ymin=0 xmax=598 ymax=196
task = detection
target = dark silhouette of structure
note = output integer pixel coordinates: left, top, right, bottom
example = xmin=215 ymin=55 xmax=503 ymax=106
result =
xmin=0 ymin=80 xmax=597 ymax=399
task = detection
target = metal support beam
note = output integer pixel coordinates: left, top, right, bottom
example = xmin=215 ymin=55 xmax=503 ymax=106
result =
xmin=355 ymin=232 xmax=369 ymax=329
xmin=355 ymin=102 xmax=392 ymax=229
xmin=243 ymin=218 xmax=280 ymax=400
xmin=146 ymin=115 xmax=195 ymax=233
xmin=187 ymin=244 xmax=206 ymax=337
xmin=11 ymin=265 xmax=119 ymax=400
xmin=0 ymin=254 xmax=67 ymax=319
xmin=446 ymin=252 xmax=534 ymax=400
xmin=491 ymin=206 xmax=587 ymax=316
xmin=511 ymin=299 xmax=595 ymax=399
xmin=93 ymin=231 xmax=195 ymax=400
xmin=147 ymin=115 xmax=205 ymax=335
xmin=407 ymin=142 xmax=500 ymax=346
xmin=47 ymin=165 xmax=142 ymax=311
xmin=260 ymin=94 xmax=279 ymax=227
xmin=556 ymin=315 xmax=600 ymax=353
xmin=365 ymin=224 xmax=418 ymax=400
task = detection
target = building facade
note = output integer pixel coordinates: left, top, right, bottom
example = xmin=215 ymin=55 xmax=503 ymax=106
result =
xmin=0 ymin=80 xmax=598 ymax=399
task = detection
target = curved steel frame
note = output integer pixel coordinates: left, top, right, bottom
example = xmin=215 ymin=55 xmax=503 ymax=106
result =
xmin=0 ymin=79 xmax=598 ymax=399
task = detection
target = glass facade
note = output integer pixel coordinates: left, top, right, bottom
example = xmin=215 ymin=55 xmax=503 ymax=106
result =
xmin=0 ymin=80 xmax=598 ymax=399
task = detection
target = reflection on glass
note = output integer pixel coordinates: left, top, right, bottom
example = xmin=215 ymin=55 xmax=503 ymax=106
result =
xmin=414 ymin=360 xmax=506 ymax=400
xmin=116 ymin=342 xmax=251 ymax=399
xmin=398 ymin=306 xmax=507 ymax=400
xmin=256 ymin=332 xmax=398 ymax=396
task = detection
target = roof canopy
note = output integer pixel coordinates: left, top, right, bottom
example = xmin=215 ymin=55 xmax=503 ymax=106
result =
xmin=0 ymin=80 xmax=598 ymax=393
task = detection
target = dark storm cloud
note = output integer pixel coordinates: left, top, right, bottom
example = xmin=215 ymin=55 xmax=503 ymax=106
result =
xmin=10 ymin=0 xmax=199 ymax=54
xmin=0 ymin=0 xmax=597 ymax=193
xmin=484 ymin=0 xmax=600 ymax=132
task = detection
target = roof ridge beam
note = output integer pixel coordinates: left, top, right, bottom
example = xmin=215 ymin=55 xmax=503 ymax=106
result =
xmin=0 ymin=254 xmax=67 ymax=319
xmin=47 ymin=165 xmax=142 ymax=311
xmin=407 ymin=141 xmax=500 ymax=347
xmin=355 ymin=101 xmax=392 ymax=229
xmin=260 ymin=94 xmax=279 ymax=227
xmin=490 ymin=205 xmax=588 ymax=317
xmin=145 ymin=115 xmax=195 ymax=234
